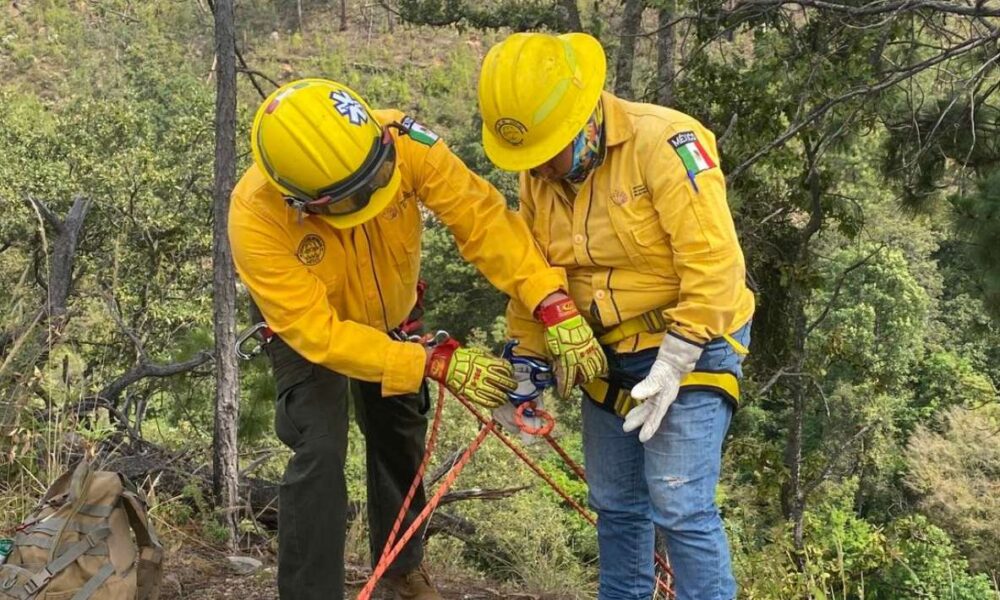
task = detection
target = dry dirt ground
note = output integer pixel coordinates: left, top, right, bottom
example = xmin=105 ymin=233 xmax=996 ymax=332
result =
xmin=158 ymin=545 xmax=560 ymax=600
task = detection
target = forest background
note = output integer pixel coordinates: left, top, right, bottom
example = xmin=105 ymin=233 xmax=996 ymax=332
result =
xmin=1 ymin=0 xmax=999 ymax=598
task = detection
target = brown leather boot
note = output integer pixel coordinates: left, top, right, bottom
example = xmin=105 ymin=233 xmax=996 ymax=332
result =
xmin=384 ymin=564 xmax=442 ymax=600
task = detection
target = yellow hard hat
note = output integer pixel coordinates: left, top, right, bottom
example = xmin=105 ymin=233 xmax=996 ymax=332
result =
xmin=478 ymin=32 xmax=606 ymax=172
xmin=250 ymin=78 xmax=401 ymax=228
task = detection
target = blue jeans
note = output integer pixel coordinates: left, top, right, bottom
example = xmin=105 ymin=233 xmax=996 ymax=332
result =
xmin=582 ymin=323 xmax=750 ymax=600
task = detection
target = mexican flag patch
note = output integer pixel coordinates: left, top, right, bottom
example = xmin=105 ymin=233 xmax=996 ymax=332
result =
xmin=401 ymin=116 xmax=440 ymax=146
xmin=668 ymin=131 xmax=716 ymax=175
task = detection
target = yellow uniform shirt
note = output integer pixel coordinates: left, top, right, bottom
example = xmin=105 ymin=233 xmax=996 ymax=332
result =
xmin=230 ymin=109 xmax=566 ymax=396
xmin=508 ymin=93 xmax=755 ymax=356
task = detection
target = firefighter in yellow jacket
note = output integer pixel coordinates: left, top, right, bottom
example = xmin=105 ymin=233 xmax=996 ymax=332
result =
xmin=229 ymin=79 xmax=606 ymax=600
xmin=479 ymin=35 xmax=755 ymax=600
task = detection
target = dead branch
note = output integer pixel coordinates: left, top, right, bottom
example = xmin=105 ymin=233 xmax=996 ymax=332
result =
xmin=438 ymin=485 xmax=531 ymax=506
xmin=729 ymin=30 xmax=1000 ymax=181
xmin=730 ymin=0 xmax=1000 ymax=19
xmin=801 ymin=422 xmax=878 ymax=499
xmin=805 ymin=244 xmax=886 ymax=336
xmin=97 ymin=351 xmax=214 ymax=405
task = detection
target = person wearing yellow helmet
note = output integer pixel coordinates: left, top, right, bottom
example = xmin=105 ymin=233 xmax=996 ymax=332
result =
xmin=228 ymin=78 xmax=605 ymax=600
xmin=479 ymin=34 xmax=755 ymax=600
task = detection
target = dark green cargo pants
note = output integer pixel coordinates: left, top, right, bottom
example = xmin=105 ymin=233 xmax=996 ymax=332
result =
xmin=265 ymin=332 xmax=430 ymax=600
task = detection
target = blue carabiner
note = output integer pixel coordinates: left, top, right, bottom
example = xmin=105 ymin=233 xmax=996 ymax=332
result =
xmin=501 ymin=340 xmax=554 ymax=412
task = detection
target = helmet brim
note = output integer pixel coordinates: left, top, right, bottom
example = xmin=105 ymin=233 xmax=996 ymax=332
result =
xmin=482 ymin=33 xmax=607 ymax=172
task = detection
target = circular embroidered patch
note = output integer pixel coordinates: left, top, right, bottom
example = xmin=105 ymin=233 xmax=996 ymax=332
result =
xmin=296 ymin=234 xmax=325 ymax=265
xmin=611 ymin=189 xmax=629 ymax=206
xmin=495 ymin=118 xmax=528 ymax=146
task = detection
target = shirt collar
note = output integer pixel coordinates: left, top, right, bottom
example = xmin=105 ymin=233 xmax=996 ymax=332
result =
xmin=602 ymin=92 xmax=634 ymax=148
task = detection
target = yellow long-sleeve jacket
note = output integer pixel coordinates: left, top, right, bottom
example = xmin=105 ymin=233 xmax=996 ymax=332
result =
xmin=508 ymin=93 xmax=755 ymax=356
xmin=230 ymin=109 xmax=566 ymax=396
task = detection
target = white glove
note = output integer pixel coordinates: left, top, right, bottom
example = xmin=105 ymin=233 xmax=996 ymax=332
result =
xmin=491 ymin=364 xmax=547 ymax=445
xmin=623 ymin=334 xmax=703 ymax=443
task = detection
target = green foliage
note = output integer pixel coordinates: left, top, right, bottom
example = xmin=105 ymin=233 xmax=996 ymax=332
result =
xmin=810 ymin=246 xmax=931 ymax=390
xmin=4 ymin=0 xmax=1000 ymax=596
xmin=179 ymin=480 xmax=232 ymax=546
xmin=735 ymin=479 xmax=996 ymax=599
xmin=905 ymin=405 xmax=1000 ymax=578
xmin=395 ymin=0 xmax=572 ymax=31
xmin=951 ymin=170 xmax=1000 ymax=321
xmin=870 ymin=516 xmax=996 ymax=600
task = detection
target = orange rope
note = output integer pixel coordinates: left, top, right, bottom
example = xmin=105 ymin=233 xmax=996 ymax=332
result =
xmin=376 ymin=382 xmax=447 ymax=565
xmin=358 ymin=386 xmax=493 ymax=600
xmin=358 ymin=385 xmax=675 ymax=599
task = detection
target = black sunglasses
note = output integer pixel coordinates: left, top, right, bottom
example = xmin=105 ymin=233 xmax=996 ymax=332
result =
xmin=283 ymin=126 xmax=397 ymax=216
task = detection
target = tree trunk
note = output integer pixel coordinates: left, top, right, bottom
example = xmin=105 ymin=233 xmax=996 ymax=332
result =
xmin=614 ymin=0 xmax=644 ymax=99
xmin=780 ymin=139 xmax=825 ymax=572
xmin=212 ymin=0 xmax=240 ymax=551
xmin=1 ymin=197 xmax=92 ymax=437
xmin=558 ymin=0 xmax=582 ymax=31
xmin=655 ymin=5 xmax=675 ymax=105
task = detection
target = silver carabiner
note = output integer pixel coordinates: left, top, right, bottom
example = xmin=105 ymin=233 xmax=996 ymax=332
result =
xmin=235 ymin=322 xmax=272 ymax=361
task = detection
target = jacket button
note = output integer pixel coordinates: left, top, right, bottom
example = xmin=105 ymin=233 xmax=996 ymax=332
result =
xmin=574 ymin=234 xmax=584 ymax=244
xmin=595 ymin=290 xmax=606 ymax=299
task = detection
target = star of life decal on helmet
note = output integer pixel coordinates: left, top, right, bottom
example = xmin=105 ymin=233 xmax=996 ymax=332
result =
xmin=330 ymin=90 xmax=369 ymax=126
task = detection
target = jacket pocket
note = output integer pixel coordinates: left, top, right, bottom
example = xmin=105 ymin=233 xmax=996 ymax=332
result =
xmin=631 ymin=218 xmax=667 ymax=248
xmin=623 ymin=217 xmax=669 ymax=274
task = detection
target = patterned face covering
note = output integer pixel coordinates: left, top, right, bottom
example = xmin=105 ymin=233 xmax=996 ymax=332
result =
xmin=564 ymin=100 xmax=606 ymax=184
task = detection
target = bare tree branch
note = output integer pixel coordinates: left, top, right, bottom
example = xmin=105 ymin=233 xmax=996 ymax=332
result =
xmin=104 ymin=293 xmax=147 ymax=360
xmin=731 ymin=0 xmax=1000 ymax=19
xmin=805 ymin=244 xmax=886 ymax=335
xmin=729 ymin=30 xmax=1000 ymax=181
xmin=802 ymin=422 xmax=877 ymax=499
xmin=438 ymin=485 xmax=531 ymax=506
xmin=25 ymin=196 xmax=65 ymax=233
xmin=97 ymin=351 xmax=214 ymax=404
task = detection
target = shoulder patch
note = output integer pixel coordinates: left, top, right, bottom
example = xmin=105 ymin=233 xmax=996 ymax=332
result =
xmin=667 ymin=131 xmax=717 ymax=192
xmin=296 ymin=234 xmax=325 ymax=266
xmin=401 ymin=116 xmax=440 ymax=146
xmin=668 ymin=131 xmax=716 ymax=176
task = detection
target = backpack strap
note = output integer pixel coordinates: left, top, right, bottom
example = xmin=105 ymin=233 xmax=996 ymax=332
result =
xmin=12 ymin=533 xmax=109 ymax=557
xmin=19 ymin=526 xmax=111 ymax=597
xmin=121 ymin=491 xmax=163 ymax=600
xmin=48 ymin=460 xmax=96 ymax=563
xmin=69 ymin=563 xmax=116 ymax=600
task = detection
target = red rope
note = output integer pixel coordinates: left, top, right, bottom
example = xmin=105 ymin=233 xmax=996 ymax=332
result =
xmin=451 ymin=394 xmax=596 ymax=525
xmin=358 ymin=386 xmax=492 ymax=600
xmin=358 ymin=385 xmax=675 ymax=599
xmin=543 ymin=434 xmax=587 ymax=481
xmin=376 ymin=382 xmax=447 ymax=564
xmin=451 ymin=398 xmax=675 ymax=598
xmin=513 ymin=401 xmax=555 ymax=436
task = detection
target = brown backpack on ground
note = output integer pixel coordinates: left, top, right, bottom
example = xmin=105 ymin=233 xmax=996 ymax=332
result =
xmin=0 ymin=459 xmax=164 ymax=600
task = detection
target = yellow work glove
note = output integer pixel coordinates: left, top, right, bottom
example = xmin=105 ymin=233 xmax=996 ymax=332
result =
xmin=535 ymin=292 xmax=608 ymax=399
xmin=425 ymin=338 xmax=516 ymax=409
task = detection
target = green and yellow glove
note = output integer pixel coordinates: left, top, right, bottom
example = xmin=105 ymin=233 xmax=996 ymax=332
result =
xmin=535 ymin=292 xmax=608 ymax=399
xmin=425 ymin=338 xmax=516 ymax=409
